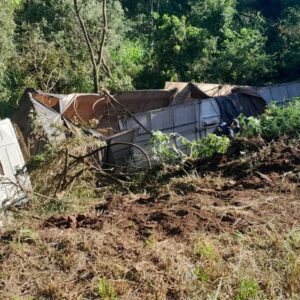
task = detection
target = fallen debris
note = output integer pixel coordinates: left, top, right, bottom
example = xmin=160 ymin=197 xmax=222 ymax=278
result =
xmin=0 ymin=119 xmax=31 ymax=208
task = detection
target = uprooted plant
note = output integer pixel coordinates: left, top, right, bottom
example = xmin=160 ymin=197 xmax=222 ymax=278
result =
xmin=150 ymin=131 xmax=230 ymax=164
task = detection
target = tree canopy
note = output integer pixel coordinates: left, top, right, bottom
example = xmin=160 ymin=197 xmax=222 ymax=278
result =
xmin=0 ymin=0 xmax=299 ymax=116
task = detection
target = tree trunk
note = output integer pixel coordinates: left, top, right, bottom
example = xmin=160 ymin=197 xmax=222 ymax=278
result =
xmin=74 ymin=0 xmax=107 ymax=93
xmin=93 ymin=67 xmax=99 ymax=94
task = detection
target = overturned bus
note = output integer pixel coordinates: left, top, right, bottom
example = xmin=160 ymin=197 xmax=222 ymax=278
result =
xmin=12 ymin=80 xmax=300 ymax=168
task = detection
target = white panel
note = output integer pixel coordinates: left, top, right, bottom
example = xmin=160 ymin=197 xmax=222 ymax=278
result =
xmin=194 ymin=102 xmax=200 ymax=125
xmin=202 ymin=116 xmax=220 ymax=126
xmin=162 ymin=128 xmax=175 ymax=135
xmin=201 ymin=99 xmax=219 ymax=117
xmin=59 ymin=94 xmax=77 ymax=113
xmin=30 ymin=99 xmax=64 ymax=142
xmin=174 ymin=103 xmax=195 ymax=126
xmin=0 ymin=149 xmax=13 ymax=178
xmin=200 ymin=99 xmax=220 ymax=130
xmin=182 ymin=132 xmax=198 ymax=142
xmin=125 ymin=117 xmax=137 ymax=130
xmin=0 ymin=120 xmax=17 ymax=146
xmin=6 ymin=145 xmax=24 ymax=173
xmin=205 ymin=127 xmax=218 ymax=135
xmin=127 ymin=114 xmax=150 ymax=134
xmin=133 ymin=134 xmax=151 ymax=143
xmin=151 ymin=109 xmax=173 ymax=131
xmin=210 ymin=100 xmax=221 ymax=114
xmin=175 ymin=124 xmax=195 ymax=135
xmin=0 ymin=119 xmax=30 ymax=207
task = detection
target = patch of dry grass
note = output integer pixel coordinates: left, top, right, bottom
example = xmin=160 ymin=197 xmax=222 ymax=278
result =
xmin=1 ymin=137 xmax=300 ymax=299
xmin=1 ymin=190 xmax=300 ymax=299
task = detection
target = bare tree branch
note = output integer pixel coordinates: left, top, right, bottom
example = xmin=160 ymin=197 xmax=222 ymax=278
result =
xmin=102 ymin=58 xmax=112 ymax=79
xmin=73 ymin=0 xmax=99 ymax=93
xmin=96 ymin=0 xmax=108 ymax=68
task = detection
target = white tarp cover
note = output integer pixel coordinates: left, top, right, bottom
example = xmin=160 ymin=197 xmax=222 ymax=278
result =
xmin=0 ymin=119 xmax=31 ymax=207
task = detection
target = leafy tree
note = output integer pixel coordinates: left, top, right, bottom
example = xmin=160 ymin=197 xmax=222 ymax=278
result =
xmin=1 ymin=0 xmax=300 ymax=117
xmin=0 ymin=2 xmax=16 ymax=77
xmin=212 ymin=27 xmax=272 ymax=84
xmin=108 ymin=40 xmax=145 ymax=90
xmin=277 ymin=6 xmax=300 ymax=80
xmin=12 ymin=25 xmax=74 ymax=92
xmin=0 ymin=0 xmax=21 ymax=115
xmin=136 ymin=14 xmax=218 ymax=86
xmin=189 ymin=0 xmax=236 ymax=35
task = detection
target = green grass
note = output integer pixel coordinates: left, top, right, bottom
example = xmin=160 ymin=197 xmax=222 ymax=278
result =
xmin=98 ymin=277 xmax=117 ymax=300
xmin=236 ymin=279 xmax=260 ymax=300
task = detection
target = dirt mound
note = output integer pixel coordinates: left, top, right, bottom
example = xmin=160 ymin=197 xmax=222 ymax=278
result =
xmin=195 ymin=137 xmax=300 ymax=177
xmin=128 ymin=197 xmax=232 ymax=238
xmin=44 ymin=214 xmax=103 ymax=229
xmin=43 ymin=195 xmax=229 ymax=237
xmin=42 ymin=137 xmax=300 ymax=246
xmin=43 ymin=188 xmax=265 ymax=241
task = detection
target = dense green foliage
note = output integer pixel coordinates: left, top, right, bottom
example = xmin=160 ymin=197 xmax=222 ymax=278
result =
xmin=240 ymin=98 xmax=300 ymax=139
xmin=150 ymin=131 xmax=230 ymax=163
xmin=260 ymin=100 xmax=300 ymax=138
xmin=0 ymin=0 xmax=300 ymax=115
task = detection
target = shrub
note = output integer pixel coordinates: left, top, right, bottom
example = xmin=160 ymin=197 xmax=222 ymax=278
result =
xmin=238 ymin=115 xmax=262 ymax=138
xmin=239 ymin=98 xmax=300 ymax=139
xmin=150 ymin=131 xmax=187 ymax=163
xmin=150 ymin=131 xmax=230 ymax=164
xmin=260 ymin=98 xmax=300 ymax=139
xmin=187 ymin=133 xmax=230 ymax=160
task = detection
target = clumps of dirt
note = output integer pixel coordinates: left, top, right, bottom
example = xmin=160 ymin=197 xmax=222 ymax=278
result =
xmin=44 ymin=214 xmax=103 ymax=229
xmin=42 ymin=136 xmax=300 ymax=243
xmin=42 ymin=136 xmax=300 ymax=238
xmin=131 ymin=204 xmax=226 ymax=238
xmin=228 ymin=137 xmax=266 ymax=156
xmin=42 ymin=190 xmax=258 ymax=241
xmin=0 ymin=230 xmax=16 ymax=243
xmin=194 ymin=137 xmax=300 ymax=179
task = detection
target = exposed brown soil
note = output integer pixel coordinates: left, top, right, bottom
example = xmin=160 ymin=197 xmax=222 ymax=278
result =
xmin=195 ymin=137 xmax=300 ymax=177
xmin=43 ymin=171 xmax=299 ymax=241
xmin=44 ymin=214 xmax=103 ymax=230
xmin=43 ymin=138 xmax=300 ymax=241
